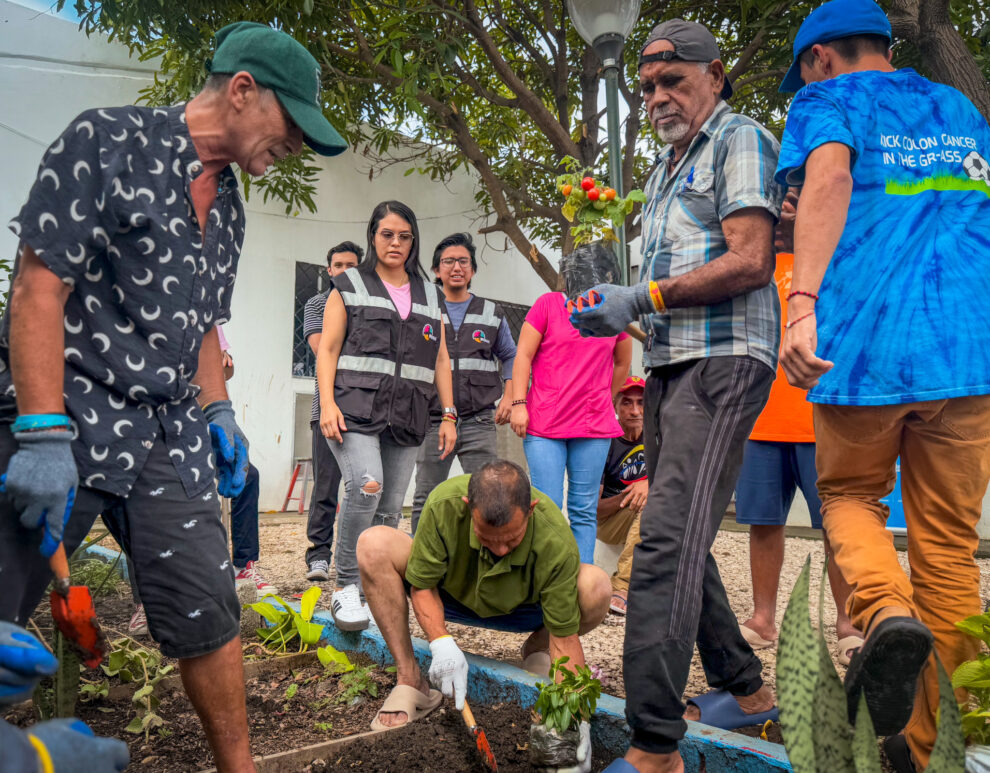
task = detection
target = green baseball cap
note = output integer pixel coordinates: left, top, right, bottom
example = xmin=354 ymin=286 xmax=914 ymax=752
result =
xmin=209 ymin=22 xmax=347 ymax=157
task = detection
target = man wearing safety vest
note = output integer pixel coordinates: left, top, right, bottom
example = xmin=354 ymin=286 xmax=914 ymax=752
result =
xmin=409 ymin=232 xmax=517 ymax=534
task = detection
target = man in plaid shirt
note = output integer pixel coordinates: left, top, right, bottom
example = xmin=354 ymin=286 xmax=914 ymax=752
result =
xmin=570 ymin=19 xmax=784 ymax=773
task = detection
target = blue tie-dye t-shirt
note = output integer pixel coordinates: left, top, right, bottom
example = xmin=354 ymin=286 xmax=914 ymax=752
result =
xmin=775 ymin=68 xmax=990 ymax=406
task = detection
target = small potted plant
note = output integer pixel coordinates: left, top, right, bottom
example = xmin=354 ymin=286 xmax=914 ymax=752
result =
xmin=556 ymin=156 xmax=646 ymax=298
xmin=529 ymin=656 xmax=602 ymax=770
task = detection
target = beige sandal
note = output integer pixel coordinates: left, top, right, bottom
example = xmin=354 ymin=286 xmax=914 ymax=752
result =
xmin=520 ymin=647 xmax=552 ymax=677
xmin=739 ymin=623 xmax=775 ymax=649
xmin=370 ymin=684 xmax=442 ymax=731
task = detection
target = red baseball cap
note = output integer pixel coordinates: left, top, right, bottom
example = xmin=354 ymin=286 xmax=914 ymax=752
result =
xmin=618 ymin=376 xmax=646 ymax=394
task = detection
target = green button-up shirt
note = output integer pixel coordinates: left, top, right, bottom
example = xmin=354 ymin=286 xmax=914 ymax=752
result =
xmin=405 ymin=475 xmax=581 ymax=636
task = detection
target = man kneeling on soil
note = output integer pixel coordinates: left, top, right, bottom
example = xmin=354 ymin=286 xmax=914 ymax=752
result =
xmin=358 ymin=460 xmax=610 ymax=736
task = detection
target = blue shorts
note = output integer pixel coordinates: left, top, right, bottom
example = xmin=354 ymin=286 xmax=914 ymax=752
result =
xmin=734 ymin=440 xmax=822 ymax=528
xmin=405 ymin=582 xmax=545 ymax=633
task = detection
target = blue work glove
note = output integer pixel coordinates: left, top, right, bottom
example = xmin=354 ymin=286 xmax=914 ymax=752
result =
xmin=203 ymin=399 xmax=250 ymax=497
xmin=29 ymin=718 xmax=130 ymax=772
xmin=568 ymin=282 xmax=655 ymax=338
xmin=1 ymin=429 xmax=77 ymax=557
xmin=0 ymin=623 xmax=58 ymax=704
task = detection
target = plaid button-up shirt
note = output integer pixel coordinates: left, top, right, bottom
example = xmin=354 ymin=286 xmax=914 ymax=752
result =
xmin=639 ymin=101 xmax=784 ymax=371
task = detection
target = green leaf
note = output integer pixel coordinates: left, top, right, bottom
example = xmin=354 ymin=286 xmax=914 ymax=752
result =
xmin=851 ymin=693 xmax=882 ymax=773
xmin=295 ymin=618 xmax=325 ymax=646
xmin=248 ymin=601 xmax=287 ymax=626
xmin=317 ymin=645 xmax=355 ymax=673
xmin=285 ymin=683 xmax=298 ymax=700
xmin=811 ymin=559 xmax=854 ymax=772
xmin=561 ymin=202 xmax=576 ymax=222
xmin=300 ymin=586 xmax=322 ymax=623
xmin=925 ymin=659 xmax=966 ymax=773
xmin=952 ymin=658 xmax=990 ymax=690
xmin=625 ymin=190 xmax=648 ymax=203
xmin=776 ymin=556 xmax=818 ymax=773
xmin=954 ymin=614 xmax=990 ymax=646
xmin=132 ymin=684 xmax=154 ymax=702
xmin=124 ymin=715 xmax=145 ymax=734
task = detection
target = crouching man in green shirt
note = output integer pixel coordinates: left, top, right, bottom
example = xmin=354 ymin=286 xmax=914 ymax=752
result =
xmin=358 ymin=460 xmax=610 ymax=733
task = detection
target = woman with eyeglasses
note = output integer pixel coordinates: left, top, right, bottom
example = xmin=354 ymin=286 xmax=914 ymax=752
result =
xmin=316 ymin=200 xmax=456 ymax=631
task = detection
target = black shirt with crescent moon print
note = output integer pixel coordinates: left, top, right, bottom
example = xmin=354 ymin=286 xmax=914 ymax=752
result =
xmin=1 ymin=104 xmax=246 ymax=498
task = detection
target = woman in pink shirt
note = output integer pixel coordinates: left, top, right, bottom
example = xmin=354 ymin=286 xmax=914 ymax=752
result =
xmin=511 ymin=291 xmax=632 ymax=562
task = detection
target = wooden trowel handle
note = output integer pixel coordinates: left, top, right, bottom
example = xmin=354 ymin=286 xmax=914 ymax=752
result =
xmin=461 ymin=701 xmax=477 ymax=729
xmin=49 ymin=542 xmax=71 ymax=595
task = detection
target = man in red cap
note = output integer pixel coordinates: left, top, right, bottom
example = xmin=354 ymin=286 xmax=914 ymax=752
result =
xmin=0 ymin=22 xmax=346 ymax=771
xmin=596 ymin=376 xmax=647 ymax=614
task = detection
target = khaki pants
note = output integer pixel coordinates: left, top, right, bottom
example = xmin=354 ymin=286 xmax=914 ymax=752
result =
xmin=598 ymin=506 xmax=642 ymax=592
xmin=814 ymin=396 xmax=990 ymax=767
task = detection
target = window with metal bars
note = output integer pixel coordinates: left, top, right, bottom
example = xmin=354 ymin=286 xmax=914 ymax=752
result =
xmin=292 ymin=261 xmax=329 ymax=378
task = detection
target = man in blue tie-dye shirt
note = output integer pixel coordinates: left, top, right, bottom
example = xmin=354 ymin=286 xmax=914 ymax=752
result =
xmin=776 ymin=0 xmax=990 ymax=767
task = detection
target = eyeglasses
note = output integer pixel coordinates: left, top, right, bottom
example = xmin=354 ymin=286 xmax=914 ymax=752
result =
xmin=439 ymin=257 xmax=472 ymax=268
xmin=377 ymin=229 xmax=414 ymax=244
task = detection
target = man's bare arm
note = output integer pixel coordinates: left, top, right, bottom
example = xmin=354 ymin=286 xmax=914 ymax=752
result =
xmin=193 ymin=327 xmax=230 ymax=406
xmin=410 ymin=586 xmax=449 ymax=641
xmin=307 ymin=332 xmax=322 ymax=356
xmin=9 ymin=245 xmax=71 ymax=415
xmin=657 ymin=207 xmax=775 ymax=309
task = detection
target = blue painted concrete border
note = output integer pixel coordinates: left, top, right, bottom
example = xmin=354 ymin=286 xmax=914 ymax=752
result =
xmin=82 ymin=545 xmax=792 ymax=771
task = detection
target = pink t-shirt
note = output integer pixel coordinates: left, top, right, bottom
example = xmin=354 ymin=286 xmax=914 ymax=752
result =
xmin=382 ymin=279 xmax=411 ymax=320
xmin=525 ymin=292 xmax=627 ymax=439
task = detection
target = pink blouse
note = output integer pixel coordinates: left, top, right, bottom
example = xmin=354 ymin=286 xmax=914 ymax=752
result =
xmin=524 ymin=292 xmax=627 ymax=439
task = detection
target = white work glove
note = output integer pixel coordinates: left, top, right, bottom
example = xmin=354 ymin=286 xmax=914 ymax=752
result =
xmin=428 ymin=635 xmax=468 ymax=709
xmin=537 ymin=721 xmax=592 ymax=773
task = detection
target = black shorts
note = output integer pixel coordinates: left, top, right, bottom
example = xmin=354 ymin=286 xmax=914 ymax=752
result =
xmin=0 ymin=426 xmax=239 ymax=659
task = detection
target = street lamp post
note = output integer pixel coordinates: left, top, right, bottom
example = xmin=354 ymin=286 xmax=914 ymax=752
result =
xmin=566 ymin=0 xmax=641 ymax=286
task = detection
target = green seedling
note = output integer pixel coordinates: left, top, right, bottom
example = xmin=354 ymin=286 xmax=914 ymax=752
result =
xmin=84 ymin=637 xmax=174 ymax=739
xmin=248 ymin=586 xmax=325 ymax=654
xmin=337 ymin=665 xmax=379 ymax=704
xmin=317 ymin=644 xmax=355 ymax=674
xmin=533 ymin=656 xmax=601 ymax=735
xmin=285 ymin=683 xmax=298 ymax=700
xmin=314 ymin=721 xmax=333 ymax=734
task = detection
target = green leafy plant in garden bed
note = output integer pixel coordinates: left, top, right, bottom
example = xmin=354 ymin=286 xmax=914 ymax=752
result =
xmin=248 ymin=586 xmax=324 ymax=654
xmin=80 ymin=637 xmax=174 ymax=739
xmin=533 ymin=656 xmax=601 ymax=734
xmin=777 ymin=556 xmax=965 ymax=772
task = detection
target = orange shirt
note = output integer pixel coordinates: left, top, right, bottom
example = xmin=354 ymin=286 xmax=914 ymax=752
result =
xmin=750 ymin=253 xmax=815 ymax=443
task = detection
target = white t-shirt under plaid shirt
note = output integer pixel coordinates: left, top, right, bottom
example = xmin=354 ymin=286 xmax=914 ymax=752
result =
xmin=638 ymin=101 xmax=784 ymax=371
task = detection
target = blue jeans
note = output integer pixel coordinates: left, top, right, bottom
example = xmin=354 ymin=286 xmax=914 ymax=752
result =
xmin=523 ymin=435 xmax=611 ymax=563
xmin=231 ymin=464 xmax=260 ymax=567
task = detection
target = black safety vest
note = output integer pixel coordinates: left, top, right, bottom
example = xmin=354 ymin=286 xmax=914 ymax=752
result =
xmin=332 ymin=267 xmax=443 ymax=446
xmin=434 ymin=294 xmax=506 ymax=419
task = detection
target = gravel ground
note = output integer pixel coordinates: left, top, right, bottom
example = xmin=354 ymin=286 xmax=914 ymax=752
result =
xmin=253 ymin=513 xmax=990 ymax=702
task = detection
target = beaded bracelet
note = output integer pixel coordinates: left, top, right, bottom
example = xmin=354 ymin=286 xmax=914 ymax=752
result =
xmin=786 ymin=290 xmax=819 ymax=302
xmin=511 ymin=399 xmax=527 ymax=406
xmin=785 ymin=311 xmax=816 ymax=329
xmin=649 ymin=280 xmax=667 ymax=313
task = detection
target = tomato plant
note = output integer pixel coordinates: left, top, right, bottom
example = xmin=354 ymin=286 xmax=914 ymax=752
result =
xmin=556 ymin=157 xmax=646 ymax=247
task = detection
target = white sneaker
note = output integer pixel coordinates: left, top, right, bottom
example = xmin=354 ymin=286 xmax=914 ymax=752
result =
xmin=331 ymin=584 xmax=369 ymax=631
xmin=128 ymin=604 xmax=149 ymax=637
xmin=306 ymin=559 xmax=330 ymax=582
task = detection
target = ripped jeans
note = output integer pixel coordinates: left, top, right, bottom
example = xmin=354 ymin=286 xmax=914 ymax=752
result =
xmin=328 ymin=430 xmax=420 ymax=588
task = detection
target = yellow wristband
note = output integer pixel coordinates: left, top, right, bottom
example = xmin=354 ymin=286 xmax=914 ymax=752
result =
xmin=430 ymin=634 xmax=453 ymax=644
xmin=27 ymin=734 xmax=55 ymax=773
xmin=649 ymin=280 xmax=666 ymax=313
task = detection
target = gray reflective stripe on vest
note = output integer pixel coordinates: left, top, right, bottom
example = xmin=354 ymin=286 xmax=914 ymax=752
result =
xmin=411 ymin=279 xmax=441 ymax=319
xmin=339 ymin=270 xmax=393 ymax=310
xmin=463 ymin=300 xmax=500 ymax=327
xmin=400 ymin=363 xmax=435 ymax=383
xmin=337 ymin=355 xmax=395 ymax=377
xmin=455 ymin=358 xmax=498 ymax=373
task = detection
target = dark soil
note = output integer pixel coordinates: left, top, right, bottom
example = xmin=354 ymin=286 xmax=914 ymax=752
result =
xmin=309 ymin=702 xmax=613 ymax=773
xmin=733 ymin=719 xmax=784 ymax=745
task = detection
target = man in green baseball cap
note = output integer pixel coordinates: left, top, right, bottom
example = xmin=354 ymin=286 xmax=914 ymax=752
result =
xmin=208 ymin=21 xmax=347 ymax=158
